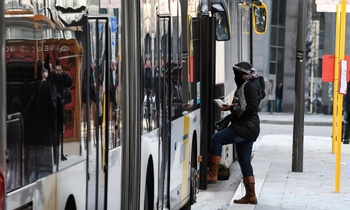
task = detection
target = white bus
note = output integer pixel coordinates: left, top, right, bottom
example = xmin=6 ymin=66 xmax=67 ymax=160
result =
xmin=0 ymin=0 xmax=243 ymax=209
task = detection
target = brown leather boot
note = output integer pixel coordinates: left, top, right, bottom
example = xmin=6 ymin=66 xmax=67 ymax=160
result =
xmin=233 ymin=176 xmax=257 ymax=204
xmin=207 ymin=156 xmax=221 ymax=183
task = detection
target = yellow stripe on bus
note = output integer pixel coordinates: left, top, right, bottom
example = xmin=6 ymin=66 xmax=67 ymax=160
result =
xmin=182 ymin=115 xmax=190 ymax=201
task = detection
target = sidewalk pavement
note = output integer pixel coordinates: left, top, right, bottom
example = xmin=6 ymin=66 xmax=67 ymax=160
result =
xmin=229 ymin=112 xmax=350 ymax=210
xmin=258 ymin=112 xmax=333 ymax=126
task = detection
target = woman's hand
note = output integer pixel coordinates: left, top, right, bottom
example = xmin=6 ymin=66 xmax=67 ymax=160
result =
xmin=221 ymin=104 xmax=231 ymax=111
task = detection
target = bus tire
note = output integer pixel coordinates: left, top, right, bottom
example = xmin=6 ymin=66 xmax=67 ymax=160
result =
xmin=144 ymin=166 xmax=153 ymax=210
xmin=190 ymin=167 xmax=198 ymax=205
xmin=144 ymin=183 xmax=149 ymax=210
xmin=64 ymin=195 xmax=77 ymax=210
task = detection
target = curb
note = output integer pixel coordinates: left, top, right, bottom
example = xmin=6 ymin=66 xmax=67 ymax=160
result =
xmin=260 ymin=119 xmax=332 ymax=126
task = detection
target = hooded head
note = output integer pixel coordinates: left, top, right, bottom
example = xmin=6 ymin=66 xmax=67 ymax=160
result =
xmin=233 ymin=61 xmax=253 ymax=86
xmin=233 ymin=62 xmax=252 ymax=74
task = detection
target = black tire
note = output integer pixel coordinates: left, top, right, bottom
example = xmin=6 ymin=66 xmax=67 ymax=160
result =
xmin=144 ymin=182 xmax=149 ymax=210
xmin=189 ymin=167 xmax=198 ymax=205
xmin=144 ymin=166 xmax=153 ymax=210
xmin=65 ymin=195 xmax=77 ymax=210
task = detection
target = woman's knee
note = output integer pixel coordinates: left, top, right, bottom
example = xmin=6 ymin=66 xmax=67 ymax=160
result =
xmin=211 ymin=133 xmax=221 ymax=143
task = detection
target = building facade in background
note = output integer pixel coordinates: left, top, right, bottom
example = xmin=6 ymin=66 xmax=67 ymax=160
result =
xmin=253 ymin=0 xmax=348 ymax=114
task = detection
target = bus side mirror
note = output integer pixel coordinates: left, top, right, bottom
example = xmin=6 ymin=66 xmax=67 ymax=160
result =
xmin=210 ymin=0 xmax=231 ymax=41
xmin=252 ymin=3 xmax=268 ymax=35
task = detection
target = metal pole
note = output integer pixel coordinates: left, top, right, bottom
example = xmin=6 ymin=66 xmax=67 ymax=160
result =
xmin=310 ymin=22 xmax=315 ymax=114
xmin=332 ymin=5 xmax=341 ymax=154
xmin=250 ymin=4 xmax=253 ymax=65
xmin=335 ymin=0 xmax=347 ymax=193
xmin=310 ymin=58 xmax=314 ymax=113
xmin=292 ymin=0 xmax=307 ymax=172
xmin=121 ymin=1 xmax=141 ymax=209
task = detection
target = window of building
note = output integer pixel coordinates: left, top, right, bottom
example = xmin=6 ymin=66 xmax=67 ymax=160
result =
xmin=269 ymin=0 xmax=286 ymax=83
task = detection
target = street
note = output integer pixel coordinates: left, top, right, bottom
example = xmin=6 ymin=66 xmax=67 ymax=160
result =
xmin=192 ymin=118 xmax=333 ymax=210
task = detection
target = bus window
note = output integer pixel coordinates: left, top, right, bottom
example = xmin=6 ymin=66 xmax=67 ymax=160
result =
xmin=5 ymin=13 xmax=85 ymax=185
xmin=6 ymin=113 xmax=23 ymax=192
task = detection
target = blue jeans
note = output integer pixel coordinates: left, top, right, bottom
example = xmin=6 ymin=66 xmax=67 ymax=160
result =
xmin=276 ymin=97 xmax=282 ymax=112
xmin=211 ymin=127 xmax=254 ymax=177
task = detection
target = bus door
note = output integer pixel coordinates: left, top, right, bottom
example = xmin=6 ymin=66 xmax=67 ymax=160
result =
xmin=87 ymin=15 xmax=119 ymax=210
xmin=156 ymin=15 xmax=171 ymax=209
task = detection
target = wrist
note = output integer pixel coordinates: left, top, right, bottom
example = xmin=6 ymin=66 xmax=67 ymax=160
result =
xmin=230 ymin=105 xmax=234 ymax=112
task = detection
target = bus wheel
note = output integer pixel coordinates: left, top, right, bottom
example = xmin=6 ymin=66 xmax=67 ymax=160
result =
xmin=65 ymin=195 xmax=77 ymax=210
xmin=144 ymin=184 xmax=149 ymax=210
xmin=144 ymin=171 xmax=153 ymax=210
xmin=190 ymin=167 xmax=198 ymax=205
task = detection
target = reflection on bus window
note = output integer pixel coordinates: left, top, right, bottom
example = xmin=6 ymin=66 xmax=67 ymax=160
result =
xmin=213 ymin=12 xmax=229 ymax=41
xmin=6 ymin=34 xmax=84 ymax=184
xmin=6 ymin=113 xmax=23 ymax=192
xmin=143 ymin=57 xmax=157 ymax=133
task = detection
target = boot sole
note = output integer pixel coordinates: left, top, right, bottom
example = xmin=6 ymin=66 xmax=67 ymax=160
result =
xmin=233 ymin=201 xmax=258 ymax=204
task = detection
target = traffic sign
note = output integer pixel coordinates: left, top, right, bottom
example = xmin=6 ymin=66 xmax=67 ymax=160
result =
xmin=317 ymin=4 xmax=350 ymax=12
xmin=316 ymin=0 xmax=350 ymax=4
xmin=316 ymin=0 xmax=350 ymax=12
xmin=339 ymin=59 xmax=348 ymax=94
xmin=315 ymin=0 xmax=340 ymax=4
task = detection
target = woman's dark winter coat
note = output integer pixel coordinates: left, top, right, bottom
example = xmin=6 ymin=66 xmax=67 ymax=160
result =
xmin=229 ymin=78 xmax=261 ymax=142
